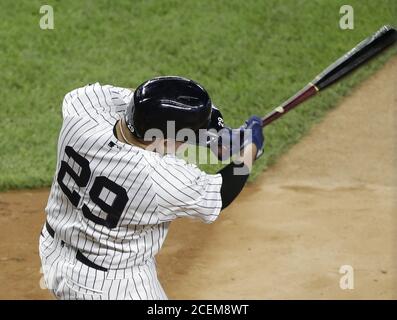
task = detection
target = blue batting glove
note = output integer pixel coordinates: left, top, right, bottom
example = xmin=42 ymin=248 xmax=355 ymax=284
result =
xmin=210 ymin=116 xmax=265 ymax=160
xmin=241 ymin=115 xmax=265 ymax=159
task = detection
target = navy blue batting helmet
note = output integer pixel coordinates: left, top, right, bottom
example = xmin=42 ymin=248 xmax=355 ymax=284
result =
xmin=125 ymin=76 xmax=224 ymax=142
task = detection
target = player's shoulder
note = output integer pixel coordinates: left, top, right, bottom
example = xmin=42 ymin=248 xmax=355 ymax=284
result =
xmin=63 ymin=82 xmax=133 ymax=101
xmin=63 ymin=82 xmax=114 ymax=101
xmin=61 ymin=83 xmax=133 ymax=120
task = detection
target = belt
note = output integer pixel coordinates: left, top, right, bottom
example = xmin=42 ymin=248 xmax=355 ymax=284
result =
xmin=45 ymin=221 xmax=108 ymax=272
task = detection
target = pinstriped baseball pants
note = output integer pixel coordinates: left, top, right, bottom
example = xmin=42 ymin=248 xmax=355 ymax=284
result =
xmin=39 ymin=225 xmax=167 ymax=300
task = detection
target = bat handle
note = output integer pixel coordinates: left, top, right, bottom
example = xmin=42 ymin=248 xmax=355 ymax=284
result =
xmin=261 ymin=83 xmax=319 ymax=127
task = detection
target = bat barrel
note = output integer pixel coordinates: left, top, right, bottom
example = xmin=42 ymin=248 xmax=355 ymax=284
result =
xmin=313 ymin=25 xmax=397 ymax=90
xmin=261 ymin=25 xmax=397 ymax=128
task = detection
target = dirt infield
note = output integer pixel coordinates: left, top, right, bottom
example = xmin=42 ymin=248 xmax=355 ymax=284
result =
xmin=0 ymin=57 xmax=395 ymax=299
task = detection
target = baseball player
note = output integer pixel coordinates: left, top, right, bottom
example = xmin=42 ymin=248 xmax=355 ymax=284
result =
xmin=39 ymin=76 xmax=265 ymax=300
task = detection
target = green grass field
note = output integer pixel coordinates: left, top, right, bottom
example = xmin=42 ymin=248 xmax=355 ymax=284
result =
xmin=0 ymin=0 xmax=395 ymax=191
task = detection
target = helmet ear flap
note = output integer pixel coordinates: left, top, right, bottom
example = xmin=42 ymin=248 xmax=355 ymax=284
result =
xmin=195 ymin=105 xmax=226 ymax=146
xmin=207 ymin=105 xmax=225 ymax=131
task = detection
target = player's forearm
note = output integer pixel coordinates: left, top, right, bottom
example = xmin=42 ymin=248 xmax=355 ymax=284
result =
xmin=217 ymin=143 xmax=257 ymax=210
xmin=239 ymin=143 xmax=257 ymax=171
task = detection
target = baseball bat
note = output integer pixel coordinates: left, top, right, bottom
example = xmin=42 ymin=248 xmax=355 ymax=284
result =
xmin=261 ymin=25 xmax=397 ymax=127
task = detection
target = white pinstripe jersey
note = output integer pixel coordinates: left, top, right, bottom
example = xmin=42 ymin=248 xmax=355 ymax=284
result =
xmin=45 ymin=83 xmax=223 ymax=270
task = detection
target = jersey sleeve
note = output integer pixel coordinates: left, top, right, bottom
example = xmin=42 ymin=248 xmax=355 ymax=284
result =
xmin=61 ymin=83 xmax=134 ymax=121
xmin=150 ymin=156 xmax=223 ymax=224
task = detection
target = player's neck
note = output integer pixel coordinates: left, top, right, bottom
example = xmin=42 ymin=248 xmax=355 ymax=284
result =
xmin=115 ymin=118 xmax=184 ymax=155
xmin=115 ymin=119 xmax=150 ymax=149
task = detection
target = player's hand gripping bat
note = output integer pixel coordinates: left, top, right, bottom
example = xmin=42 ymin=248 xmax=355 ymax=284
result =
xmin=261 ymin=25 xmax=397 ymax=127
